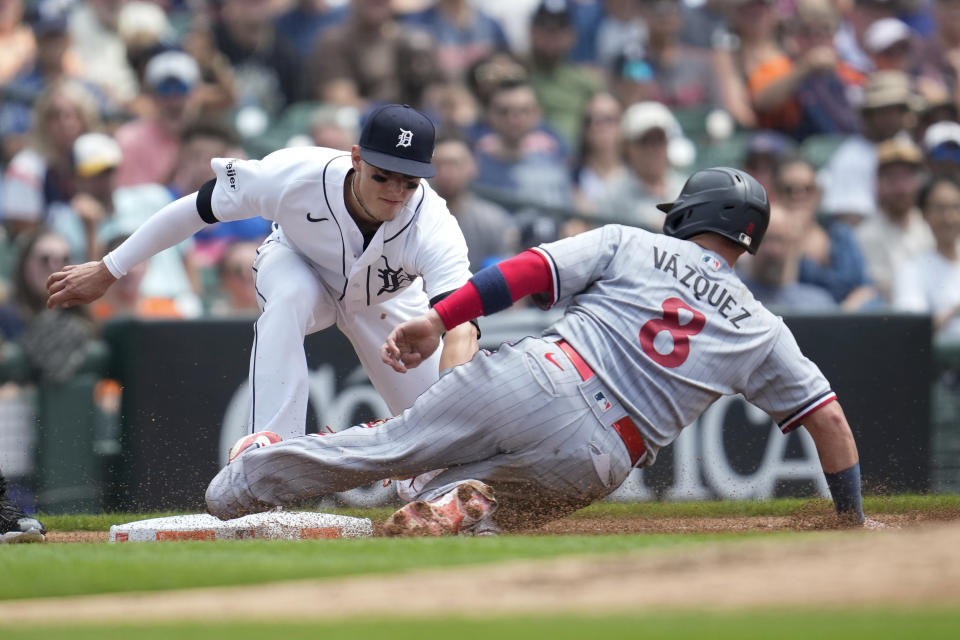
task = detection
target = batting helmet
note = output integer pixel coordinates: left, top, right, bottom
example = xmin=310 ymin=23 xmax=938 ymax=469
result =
xmin=657 ymin=167 xmax=770 ymax=254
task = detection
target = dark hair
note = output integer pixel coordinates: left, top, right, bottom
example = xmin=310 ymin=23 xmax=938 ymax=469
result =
xmin=180 ymin=119 xmax=239 ymax=147
xmin=433 ymin=127 xmax=472 ymax=148
xmin=917 ymin=174 xmax=960 ymax=212
xmin=12 ymin=227 xmax=69 ymax=315
xmin=465 ymin=52 xmax=529 ymax=107
xmin=773 ymin=151 xmax=814 ymax=188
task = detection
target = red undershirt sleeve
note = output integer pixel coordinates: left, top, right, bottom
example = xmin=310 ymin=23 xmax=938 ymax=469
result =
xmin=433 ymin=249 xmax=554 ymax=330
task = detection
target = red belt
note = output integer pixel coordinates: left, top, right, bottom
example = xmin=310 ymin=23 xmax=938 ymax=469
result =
xmin=556 ymin=340 xmax=647 ymax=466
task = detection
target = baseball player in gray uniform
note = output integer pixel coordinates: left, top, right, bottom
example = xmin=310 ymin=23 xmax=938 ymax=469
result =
xmin=45 ymin=105 xmax=479 ymax=498
xmin=206 ymin=167 xmax=868 ymax=535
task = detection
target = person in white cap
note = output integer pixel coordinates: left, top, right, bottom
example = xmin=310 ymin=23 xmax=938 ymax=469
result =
xmin=67 ymin=131 xmax=203 ymax=317
xmin=923 ymin=120 xmax=960 ymax=179
xmin=597 ymin=101 xmax=692 ymax=231
xmin=864 ymin=17 xmax=914 ymax=73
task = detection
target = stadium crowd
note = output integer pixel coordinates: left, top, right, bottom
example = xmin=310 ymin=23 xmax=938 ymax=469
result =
xmin=0 ymin=0 xmax=958 ymax=343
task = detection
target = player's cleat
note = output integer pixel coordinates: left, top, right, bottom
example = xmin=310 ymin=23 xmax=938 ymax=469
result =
xmin=0 ymin=494 xmax=46 ymax=544
xmin=227 ymin=431 xmax=283 ymax=464
xmin=382 ymin=480 xmax=497 ymax=537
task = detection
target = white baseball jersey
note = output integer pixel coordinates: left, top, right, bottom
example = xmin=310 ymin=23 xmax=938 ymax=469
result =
xmin=532 ymin=225 xmax=835 ymax=464
xmin=206 ymin=147 xmax=472 ymax=312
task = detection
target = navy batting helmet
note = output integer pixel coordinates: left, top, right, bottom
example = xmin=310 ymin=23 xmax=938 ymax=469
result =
xmin=657 ymin=167 xmax=770 ymax=254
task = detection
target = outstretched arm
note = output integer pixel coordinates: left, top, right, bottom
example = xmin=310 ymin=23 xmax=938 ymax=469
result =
xmin=802 ymin=401 xmax=867 ymax=525
xmin=46 ymin=192 xmax=209 ymax=309
xmin=381 ymin=250 xmax=554 ymax=372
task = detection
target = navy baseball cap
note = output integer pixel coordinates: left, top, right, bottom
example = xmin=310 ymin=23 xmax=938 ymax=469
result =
xmin=358 ymin=104 xmax=436 ymax=178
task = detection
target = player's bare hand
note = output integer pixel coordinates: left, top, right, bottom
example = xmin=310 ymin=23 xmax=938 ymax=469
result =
xmin=46 ymin=261 xmax=117 ymax=309
xmin=381 ymin=310 xmax=445 ymax=373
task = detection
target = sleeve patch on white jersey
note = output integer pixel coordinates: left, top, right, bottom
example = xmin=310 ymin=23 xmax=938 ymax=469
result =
xmin=779 ymin=391 xmax=837 ymax=433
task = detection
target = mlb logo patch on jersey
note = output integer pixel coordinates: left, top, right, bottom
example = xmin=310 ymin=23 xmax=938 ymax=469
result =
xmin=701 ymin=254 xmax=721 ymax=271
xmin=594 ymin=391 xmax=612 ymax=413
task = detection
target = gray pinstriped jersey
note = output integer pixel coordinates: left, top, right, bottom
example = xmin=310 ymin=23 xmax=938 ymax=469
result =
xmin=531 ymin=225 xmax=834 ymax=465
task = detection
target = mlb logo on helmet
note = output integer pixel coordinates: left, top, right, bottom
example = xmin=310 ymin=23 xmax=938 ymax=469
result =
xmin=358 ymin=104 xmax=436 ymax=178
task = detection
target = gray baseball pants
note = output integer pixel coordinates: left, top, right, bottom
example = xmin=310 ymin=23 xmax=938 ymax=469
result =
xmin=206 ymin=337 xmax=635 ymax=531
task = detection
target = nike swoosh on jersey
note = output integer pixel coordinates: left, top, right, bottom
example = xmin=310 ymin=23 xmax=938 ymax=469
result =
xmin=306 ymin=212 xmax=329 ymax=222
xmin=544 ymin=352 xmax=565 ymax=371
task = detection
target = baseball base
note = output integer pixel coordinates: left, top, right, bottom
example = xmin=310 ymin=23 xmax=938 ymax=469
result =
xmin=109 ymin=510 xmax=373 ymax=542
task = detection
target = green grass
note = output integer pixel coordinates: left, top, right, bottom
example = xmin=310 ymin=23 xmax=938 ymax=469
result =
xmin=36 ymin=494 xmax=960 ymax=531
xmin=0 ymin=531 xmax=769 ymax=600
xmin=3 ymin=610 xmax=960 ymax=639
xmin=3 ymin=495 xmax=955 ymax=604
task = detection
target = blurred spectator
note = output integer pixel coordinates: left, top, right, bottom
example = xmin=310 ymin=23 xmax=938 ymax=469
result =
xmin=923 ymin=119 xmax=960 ymax=179
xmin=597 ymin=101 xmax=689 ymax=230
xmin=856 ymin=135 xmax=934 ymax=301
xmin=2 ymin=0 xmax=95 ymax=116
xmin=750 ymin=0 xmax=861 ymax=140
xmin=67 ymin=0 xmax=139 ymax=109
xmin=0 ymin=226 xmax=73 ymax=339
xmin=611 ymin=0 xmax=721 ymax=112
xmin=308 ymin=104 xmax=360 ymax=151
xmin=274 ymin=0 xmax=348 ymax=56
xmin=774 ymin=154 xmax=876 ymax=309
xmin=89 ymin=234 xmax=181 ymax=320
xmin=0 ymin=227 xmax=96 ymax=384
xmin=567 ymin=0 xmax=605 ymax=65
xmin=679 ymin=0 xmax=731 ymax=50
xmin=914 ymin=0 xmax=960 ymax=109
xmin=213 ymin=0 xmax=301 ymax=122
xmin=306 ymin=0 xmax=439 ymax=109
xmin=594 ymin=0 xmax=646 ymax=72
xmin=0 ymin=0 xmax=35 ymax=85
xmin=571 ymin=91 xmax=627 ymax=214
xmin=401 ymin=0 xmax=510 ymax=81
xmin=740 ymin=203 xmax=838 ymax=311
xmin=914 ymin=88 xmax=959 ymax=142
xmin=819 ymin=70 xmax=917 ymax=222
xmin=70 ymin=131 xmax=203 ymax=318
xmin=1 ymin=79 xmax=99 ymax=237
xmin=176 ymin=8 xmax=238 ymax=122
xmin=421 ymin=79 xmax=481 ymax=130
xmin=464 ymin=50 xmax=529 ymax=112
xmin=832 ymin=0 xmax=888 ymax=75
xmin=431 ymin=131 xmax=519 ymax=272
xmin=863 ymin=17 xmax=917 ymax=74
xmin=742 ymin=129 xmax=796 ymax=196
xmin=113 ymin=50 xmax=200 ymax=188
xmin=207 ymin=239 xmax=261 ymax=316
xmin=721 ymin=0 xmax=788 ymax=132
xmin=526 ymin=0 xmax=604 ymax=147
xmin=472 ymin=79 xmax=574 ymax=212
xmin=892 ymin=175 xmax=960 ymax=339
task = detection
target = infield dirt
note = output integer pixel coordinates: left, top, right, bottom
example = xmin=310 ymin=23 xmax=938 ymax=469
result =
xmin=7 ymin=515 xmax=960 ymax=623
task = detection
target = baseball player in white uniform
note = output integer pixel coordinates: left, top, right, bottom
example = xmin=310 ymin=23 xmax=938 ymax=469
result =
xmin=46 ymin=105 xmax=479 ymax=497
xmin=205 ymin=167 xmax=869 ymax=535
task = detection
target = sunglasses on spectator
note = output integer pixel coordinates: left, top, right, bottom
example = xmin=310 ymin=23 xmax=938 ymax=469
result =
xmin=33 ymin=253 xmax=70 ymax=269
xmin=778 ymin=183 xmax=817 ymax=197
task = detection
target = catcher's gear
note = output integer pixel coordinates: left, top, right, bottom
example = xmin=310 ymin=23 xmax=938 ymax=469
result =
xmin=658 ymin=166 xmax=770 ymax=254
